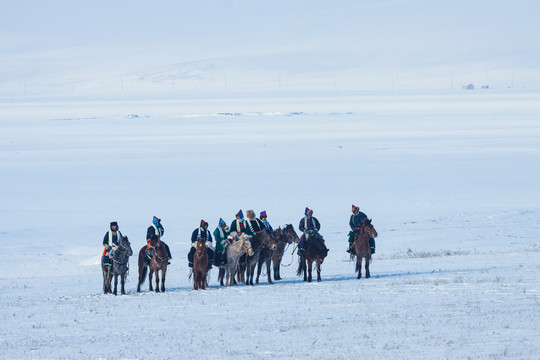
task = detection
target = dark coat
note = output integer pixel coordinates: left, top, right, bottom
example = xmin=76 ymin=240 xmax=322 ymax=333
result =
xmin=262 ymin=220 xmax=273 ymax=232
xmin=191 ymin=227 xmax=213 ymax=243
xmin=230 ymin=219 xmax=247 ymax=235
xmin=350 ymin=211 xmax=368 ymax=230
xmin=299 ymin=216 xmax=320 ymax=234
xmin=103 ymin=231 xmax=121 ymax=247
xmin=147 ymin=224 xmax=164 ymax=240
xmin=245 ymin=218 xmax=265 ymax=235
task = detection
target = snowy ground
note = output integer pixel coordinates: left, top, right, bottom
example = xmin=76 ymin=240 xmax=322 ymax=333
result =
xmin=1 ymin=90 xmax=539 ymax=359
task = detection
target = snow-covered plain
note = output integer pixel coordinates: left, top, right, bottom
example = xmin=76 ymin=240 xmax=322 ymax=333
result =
xmin=1 ymin=90 xmax=539 ymax=359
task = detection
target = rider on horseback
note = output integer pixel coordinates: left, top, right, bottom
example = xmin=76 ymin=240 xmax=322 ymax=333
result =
xmin=260 ymin=211 xmax=273 ymax=232
xmin=146 ymin=216 xmax=172 ymax=264
xmin=348 ymin=205 xmax=376 ymax=255
xmin=245 ymin=210 xmax=265 ymax=236
xmin=230 ymin=210 xmax=247 ymax=241
xmin=298 ymin=207 xmax=323 ymax=256
xmin=102 ymin=221 xmax=122 ymax=264
xmin=213 ymin=218 xmax=230 ymax=266
xmin=188 ymin=220 xmax=214 ymax=270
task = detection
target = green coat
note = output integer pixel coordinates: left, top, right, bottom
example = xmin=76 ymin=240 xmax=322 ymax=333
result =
xmin=213 ymin=227 xmax=230 ymax=253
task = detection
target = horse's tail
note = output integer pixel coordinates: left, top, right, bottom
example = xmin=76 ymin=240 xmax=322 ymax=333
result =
xmin=140 ymin=265 xmax=148 ymax=286
xmin=296 ymin=255 xmax=304 ymax=277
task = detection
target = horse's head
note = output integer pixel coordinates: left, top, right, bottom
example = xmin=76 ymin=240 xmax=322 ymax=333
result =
xmin=261 ymin=229 xmax=277 ymax=250
xmin=239 ymin=234 xmax=255 ymax=256
xmin=364 ymin=219 xmax=378 ymax=238
xmin=283 ymin=224 xmax=300 ymax=244
xmin=196 ymin=237 xmax=207 ymax=253
xmin=119 ymin=236 xmax=133 ymax=256
xmin=149 ymin=234 xmax=160 ymax=247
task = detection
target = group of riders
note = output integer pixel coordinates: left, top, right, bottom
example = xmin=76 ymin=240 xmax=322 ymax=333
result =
xmin=102 ymin=205 xmax=376 ymax=270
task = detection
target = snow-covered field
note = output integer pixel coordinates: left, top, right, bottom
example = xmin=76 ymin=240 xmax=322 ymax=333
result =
xmin=1 ymin=90 xmax=539 ymax=359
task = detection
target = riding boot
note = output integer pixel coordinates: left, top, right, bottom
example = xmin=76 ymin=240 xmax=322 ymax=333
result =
xmin=347 ymin=242 xmax=356 ymax=255
xmin=164 ymin=242 xmax=172 ymax=264
xmin=187 ymin=247 xmax=195 ymax=268
xmin=369 ymin=237 xmax=376 ymax=254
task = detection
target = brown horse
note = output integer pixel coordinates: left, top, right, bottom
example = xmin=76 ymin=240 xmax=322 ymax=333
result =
xmin=245 ymin=229 xmax=277 ymax=286
xmin=271 ymin=224 xmax=300 ymax=281
xmin=137 ymin=235 xmax=169 ymax=292
xmin=297 ymin=234 xmax=329 ymax=282
xmin=352 ymin=219 xmax=378 ymax=279
xmin=192 ymin=237 xmax=208 ymax=290
xmin=225 ymin=234 xmax=254 ymax=287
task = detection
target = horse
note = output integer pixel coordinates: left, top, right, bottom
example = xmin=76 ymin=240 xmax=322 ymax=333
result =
xmin=101 ymin=236 xmax=133 ymax=295
xmin=245 ymin=229 xmax=277 ymax=286
xmin=137 ymin=235 xmax=169 ymax=292
xmin=225 ymin=234 xmax=254 ymax=287
xmin=253 ymin=230 xmax=280 ymax=285
xmin=192 ymin=237 xmax=208 ymax=290
xmin=352 ymin=219 xmax=378 ymax=279
xmin=297 ymin=233 xmax=329 ymax=282
xmin=271 ymin=224 xmax=300 ymax=281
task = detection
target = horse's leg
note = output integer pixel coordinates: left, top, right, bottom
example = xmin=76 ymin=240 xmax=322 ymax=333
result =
xmin=357 ymin=256 xmax=362 ymax=279
xmin=256 ymin=260 xmax=263 ymax=284
xmin=121 ymin=273 xmax=126 ymax=295
xmin=102 ymin=268 xmax=108 ymax=294
xmin=113 ymin=273 xmax=118 ymax=295
xmin=149 ymin=269 xmax=154 ymax=291
xmin=365 ymin=254 xmax=370 ymax=278
xmin=154 ymin=270 xmax=160 ymax=293
xmin=201 ymin=269 xmax=206 ymax=290
xmin=161 ymin=267 xmax=167 ymax=292
xmin=317 ymin=261 xmax=322 ymax=282
xmin=307 ymin=260 xmax=313 ymax=282
xmin=275 ymin=255 xmax=283 ymax=280
xmin=302 ymin=257 xmax=307 ymax=282
xmin=249 ymin=262 xmax=255 ymax=286
xmin=266 ymin=259 xmax=273 ymax=284
xmin=219 ymin=268 xmax=225 ymax=286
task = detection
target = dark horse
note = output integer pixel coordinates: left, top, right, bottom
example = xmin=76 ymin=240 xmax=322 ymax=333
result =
xmin=244 ymin=229 xmax=277 ymax=286
xmin=271 ymin=224 xmax=300 ymax=281
xmin=192 ymin=237 xmax=208 ymax=290
xmin=352 ymin=219 xmax=378 ymax=279
xmin=297 ymin=234 xmax=329 ymax=282
xmin=137 ymin=235 xmax=169 ymax=292
xmin=101 ymin=236 xmax=133 ymax=295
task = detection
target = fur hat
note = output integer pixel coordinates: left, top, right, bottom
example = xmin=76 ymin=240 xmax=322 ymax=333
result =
xmin=246 ymin=210 xmax=255 ymax=217
xmin=236 ymin=210 xmax=244 ymax=219
xmin=110 ymin=221 xmax=118 ymax=229
xmin=305 ymin=207 xmax=310 ymax=216
xmin=153 ymin=216 xmax=161 ymax=226
xmin=352 ymin=205 xmax=360 ymax=213
xmin=200 ymin=219 xmax=208 ymax=228
xmin=219 ymin=218 xmax=227 ymax=227
xmin=260 ymin=211 xmax=267 ymax=219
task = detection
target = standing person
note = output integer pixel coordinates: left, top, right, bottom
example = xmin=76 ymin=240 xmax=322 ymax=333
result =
xmin=188 ymin=220 xmax=214 ymax=269
xmin=298 ymin=207 xmax=321 ymax=256
xmin=213 ymin=218 xmax=230 ymax=266
xmin=146 ymin=216 xmax=172 ymax=263
xmin=229 ymin=210 xmax=247 ymax=240
xmin=102 ymin=221 xmax=122 ymax=264
xmin=245 ymin=209 xmax=265 ymax=236
xmin=348 ymin=205 xmax=375 ymax=254
xmin=260 ymin=211 xmax=273 ymax=232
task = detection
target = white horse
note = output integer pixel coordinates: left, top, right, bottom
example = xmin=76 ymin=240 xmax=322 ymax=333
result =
xmin=225 ymin=234 xmax=254 ymax=287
